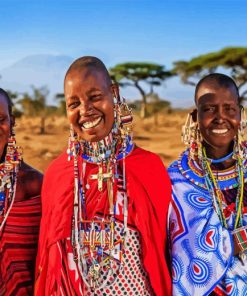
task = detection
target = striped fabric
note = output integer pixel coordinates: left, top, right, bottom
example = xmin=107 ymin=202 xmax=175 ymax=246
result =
xmin=0 ymin=196 xmax=41 ymax=296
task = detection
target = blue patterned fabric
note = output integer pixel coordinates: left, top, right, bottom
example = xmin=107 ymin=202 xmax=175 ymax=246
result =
xmin=168 ymin=150 xmax=247 ymax=296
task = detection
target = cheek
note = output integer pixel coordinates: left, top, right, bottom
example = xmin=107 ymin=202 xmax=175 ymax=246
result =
xmin=0 ymin=126 xmax=10 ymax=145
xmin=107 ymin=108 xmax=115 ymax=127
xmin=102 ymin=102 xmax=114 ymax=123
xmin=67 ymin=110 xmax=77 ymax=124
xmin=233 ymin=118 xmax=241 ymax=130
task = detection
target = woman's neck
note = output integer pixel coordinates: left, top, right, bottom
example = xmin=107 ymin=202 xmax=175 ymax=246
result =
xmin=210 ymin=158 xmax=236 ymax=170
xmin=203 ymin=141 xmax=235 ymax=170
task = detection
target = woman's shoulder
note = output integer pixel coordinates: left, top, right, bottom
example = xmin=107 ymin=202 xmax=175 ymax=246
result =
xmin=16 ymin=161 xmax=43 ymax=201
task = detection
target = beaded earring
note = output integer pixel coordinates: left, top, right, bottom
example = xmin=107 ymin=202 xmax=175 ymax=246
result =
xmin=4 ymin=126 xmax=22 ymax=171
xmin=0 ymin=126 xmax=22 ymax=233
xmin=67 ymin=125 xmax=80 ymax=161
xmin=114 ymin=97 xmax=133 ymax=137
xmin=181 ymin=111 xmax=202 ymax=161
xmin=233 ymin=106 xmax=247 ymax=160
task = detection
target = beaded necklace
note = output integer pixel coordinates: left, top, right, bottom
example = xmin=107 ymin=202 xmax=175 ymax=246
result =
xmin=0 ymin=134 xmax=22 ymax=234
xmin=201 ymin=147 xmax=247 ymax=261
xmin=71 ymin=133 xmax=133 ymax=290
xmin=206 ymin=151 xmax=234 ymax=164
xmin=178 ymin=149 xmax=244 ymax=189
xmin=70 ymin=101 xmax=134 ymax=290
xmin=201 ymin=147 xmax=244 ymax=229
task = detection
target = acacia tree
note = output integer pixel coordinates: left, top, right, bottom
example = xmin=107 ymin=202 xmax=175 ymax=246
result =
xmin=110 ymin=62 xmax=172 ymax=118
xmin=55 ymin=93 xmax=67 ymax=116
xmin=18 ymin=86 xmax=50 ymax=134
xmin=173 ymin=47 xmax=247 ymax=100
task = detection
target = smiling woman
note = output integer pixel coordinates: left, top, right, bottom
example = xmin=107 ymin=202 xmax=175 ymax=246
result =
xmin=168 ymin=73 xmax=247 ymax=296
xmin=35 ymin=56 xmax=172 ymax=296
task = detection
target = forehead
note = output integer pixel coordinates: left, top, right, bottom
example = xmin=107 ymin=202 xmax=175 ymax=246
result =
xmin=64 ymin=67 xmax=110 ymax=93
xmin=196 ymin=81 xmax=239 ymax=106
xmin=0 ymin=94 xmax=9 ymax=113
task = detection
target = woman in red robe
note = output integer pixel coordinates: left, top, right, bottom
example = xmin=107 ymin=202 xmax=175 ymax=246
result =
xmin=35 ymin=57 xmax=171 ymax=296
xmin=0 ymin=88 xmax=43 ymax=295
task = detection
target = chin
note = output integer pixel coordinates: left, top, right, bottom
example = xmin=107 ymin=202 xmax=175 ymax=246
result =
xmin=77 ymin=123 xmax=113 ymax=142
xmin=82 ymin=133 xmax=106 ymax=143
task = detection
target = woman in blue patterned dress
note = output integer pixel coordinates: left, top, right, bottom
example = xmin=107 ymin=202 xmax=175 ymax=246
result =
xmin=168 ymin=73 xmax=247 ymax=295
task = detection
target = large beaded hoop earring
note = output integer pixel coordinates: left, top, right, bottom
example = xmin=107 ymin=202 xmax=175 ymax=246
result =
xmin=233 ymin=106 xmax=247 ymax=160
xmin=181 ymin=111 xmax=202 ymax=161
xmin=114 ymin=97 xmax=133 ymax=139
xmin=5 ymin=126 xmax=22 ymax=169
xmin=67 ymin=125 xmax=80 ymax=161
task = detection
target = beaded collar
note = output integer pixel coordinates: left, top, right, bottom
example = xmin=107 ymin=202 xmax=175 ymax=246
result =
xmin=178 ymin=149 xmax=247 ymax=190
xmin=81 ymin=131 xmax=134 ymax=163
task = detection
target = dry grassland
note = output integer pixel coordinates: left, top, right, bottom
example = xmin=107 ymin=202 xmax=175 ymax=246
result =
xmin=15 ymin=110 xmax=189 ymax=173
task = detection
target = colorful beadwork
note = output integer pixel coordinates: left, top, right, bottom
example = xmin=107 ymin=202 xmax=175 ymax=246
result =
xmin=201 ymin=147 xmax=244 ymax=229
xmin=178 ymin=149 xmax=247 ymax=189
xmin=0 ymin=131 xmax=22 ymax=233
xmin=69 ymin=100 xmax=134 ymax=290
xmin=232 ymin=225 xmax=247 ymax=254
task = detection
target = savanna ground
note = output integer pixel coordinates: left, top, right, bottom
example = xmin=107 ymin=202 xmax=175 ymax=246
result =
xmin=15 ymin=110 xmax=189 ymax=173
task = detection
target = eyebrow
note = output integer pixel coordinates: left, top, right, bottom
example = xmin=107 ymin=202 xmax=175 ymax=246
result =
xmin=66 ymin=96 xmax=78 ymax=101
xmin=85 ymin=87 xmax=102 ymax=96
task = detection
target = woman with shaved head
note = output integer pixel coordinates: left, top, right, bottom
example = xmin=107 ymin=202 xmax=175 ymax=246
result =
xmin=168 ymin=73 xmax=247 ymax=295
xmin=35 ymin=56 xmax=172 ymax=296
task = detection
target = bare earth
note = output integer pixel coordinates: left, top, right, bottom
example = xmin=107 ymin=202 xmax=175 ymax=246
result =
xmin=15 ymin=111 xmax=189 ymax=173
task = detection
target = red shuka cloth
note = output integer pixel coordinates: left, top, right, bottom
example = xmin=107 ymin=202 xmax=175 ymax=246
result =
xmin=0 ymin=196 xmax=41 ymax=296
xmin=35 ymin=147 xmax=172 ymax=296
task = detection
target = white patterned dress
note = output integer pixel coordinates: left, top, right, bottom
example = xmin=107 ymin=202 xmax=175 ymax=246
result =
xmin=168 ymin=150 xmax=247 ymax=296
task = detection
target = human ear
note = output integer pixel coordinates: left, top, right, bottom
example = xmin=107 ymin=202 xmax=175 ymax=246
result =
xmin=191 ymin=109 xmax=198 ymax=122
xmin=10 ymin=115 xmax=15 ymax=131
xmin=111 ymin=84 xmax=120 ymax=101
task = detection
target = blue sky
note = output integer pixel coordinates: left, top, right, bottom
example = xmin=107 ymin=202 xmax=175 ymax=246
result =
xmin=1 ymin=0 xmax=247 ymax=106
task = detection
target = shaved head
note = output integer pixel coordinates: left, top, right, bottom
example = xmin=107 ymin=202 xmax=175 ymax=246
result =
xmin=194 ymin=73 xmax=239 ymax=105
xmin=64 ymin=56 xmax=112 ymax=87
xmin=0 ymin=88 xmax=13 ymax=116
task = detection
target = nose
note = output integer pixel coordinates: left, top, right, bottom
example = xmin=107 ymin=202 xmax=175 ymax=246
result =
xmin=79 ymin=100 xmax=93 ymax=116
xmin=215 ymin=106 xmax=225 ymax=123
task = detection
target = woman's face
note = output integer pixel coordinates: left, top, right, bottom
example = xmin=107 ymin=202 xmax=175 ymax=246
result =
xmin=196 ymin=81 xmax=240 ymax=157
xmin=0 ymin=94 xmax=11 ymax=160
xmin=65 ymin=67 xmax=117 ymax=142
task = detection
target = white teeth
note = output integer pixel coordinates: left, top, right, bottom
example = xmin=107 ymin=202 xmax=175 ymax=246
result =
xmin=82 ymin=117 xmax=102 ymax=129
xmin=212 ymin=129 xmax=228 ymax=134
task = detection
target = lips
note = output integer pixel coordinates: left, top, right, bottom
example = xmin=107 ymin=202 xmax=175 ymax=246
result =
xmin=81 ymin=116 xmax=102 ymax=129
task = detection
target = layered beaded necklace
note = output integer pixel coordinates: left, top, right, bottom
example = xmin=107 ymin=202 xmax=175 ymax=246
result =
xmin=0 ymin=133 xmax=22 ymax=233
xmin=69 ymin=101 xmax=133 ymax=290
xmin=201 ymin=146 xmax=247 ymax=261
xmin=201 ymin=147 xmax=244 ymax=229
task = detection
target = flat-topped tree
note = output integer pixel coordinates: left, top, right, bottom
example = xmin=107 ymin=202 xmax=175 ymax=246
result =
xmin=173 ymin=47 xmax=247 ymax=101
xmin=110 ymin=62 xmax=172 ymax=118
xmin=18 ymin=86 xmax=50 ymax=134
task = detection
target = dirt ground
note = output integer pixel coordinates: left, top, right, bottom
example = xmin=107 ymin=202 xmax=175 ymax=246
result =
xmin=15 ymin=110 xmax=189 ymax=173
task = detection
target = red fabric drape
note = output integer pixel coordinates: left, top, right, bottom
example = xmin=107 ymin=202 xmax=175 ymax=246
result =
xmin=35 ymin=147 xmax=172 ymax=296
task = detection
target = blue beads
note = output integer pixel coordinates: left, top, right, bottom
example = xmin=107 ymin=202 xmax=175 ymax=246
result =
xmin=0 ymin=191 xmax=5 ymax=201
xmin=0 ymin=191 xmax=5 ymax=211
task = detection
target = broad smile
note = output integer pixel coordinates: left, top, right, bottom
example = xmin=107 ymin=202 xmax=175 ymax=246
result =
xmin=211 ymin=128 xmax=228 ymax=134
xmin=81 ymin=116 xmax=102 ymax=130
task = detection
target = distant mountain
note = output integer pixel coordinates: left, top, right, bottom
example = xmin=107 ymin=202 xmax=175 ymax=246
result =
xmin=0 ymin=54 xmax=194 ymax=108
xmin=0 ymin=54 xmax=74 ymax=104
